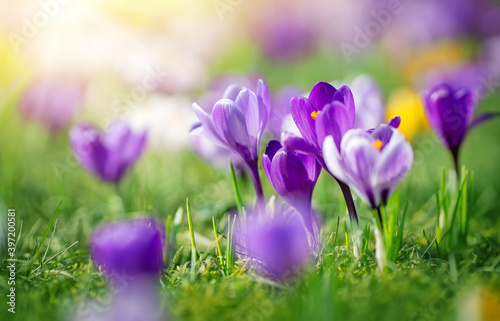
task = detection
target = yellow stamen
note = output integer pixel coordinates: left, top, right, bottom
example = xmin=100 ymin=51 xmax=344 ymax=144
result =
xmin=311 ymin=111 xmax=321 ymax=120
xmin=372 ymin=139 xmax=383 ymax=151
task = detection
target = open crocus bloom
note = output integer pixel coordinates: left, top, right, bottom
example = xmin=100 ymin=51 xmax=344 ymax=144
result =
xmin=283 ymin=81 xmax=356 ymax=166
xmin=263 ymin=140 xmax=321 ymax=237
xmin=90 ymin=218 xmax=165 ymax=286
xmin=324 ymin=124 xmax=413 ymax=209
xmin=70 ymin=121 xmax=147 ymax=183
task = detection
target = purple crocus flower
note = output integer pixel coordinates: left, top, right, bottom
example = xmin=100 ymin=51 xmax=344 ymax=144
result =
xmin=423 ymin=84 xmax=499 ymax=173
xmin=19 ymin=76 xmax=85 ymax=133
xmin=70 ymin=121 xmax=147 ymax=183
xmin=263 ymin=140 xmax=321 ymax=238
xmin=235 ymin=211 xmax=315 ymax=281
xmin=323 ymin=124 xmax=413 ymax=210
xmin=282 ymin=81 xmax=359 ymax=223
xmin=192 ymin=79 xmax=270 ymax=211
xmin=90 ymin=218 xmax=165 ymax=286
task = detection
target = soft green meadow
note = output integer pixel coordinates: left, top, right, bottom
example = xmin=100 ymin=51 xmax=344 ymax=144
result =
xmin=1 ymin=51 xmax=500 ymax=321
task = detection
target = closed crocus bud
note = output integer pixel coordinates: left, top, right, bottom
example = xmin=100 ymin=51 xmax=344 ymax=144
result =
xmin=324 ymin=124 xmax=413 ymax=209
xmin=69 ymin=121 xmax=147 ymax=183
xmin=235 ymin=211 xmax=315 ymax=281
xmin=263 ymin=140 xmax=321 ymax=238
xmin=90 ymin=218 xmax=165 ymax=285
xmin=423 ymin=84 xmax=499 ymax=172
xmin=19 ymin=76 xmax=85 ymax=133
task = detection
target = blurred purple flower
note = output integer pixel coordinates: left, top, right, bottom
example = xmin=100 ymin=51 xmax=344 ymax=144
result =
xmin=423 ymin=84 xmax=499 ymax=172
xmin=351 ymin=75 xmax=385 ymax=131
xmin=192 ymin=79 xmax=270 ymax=211
xmin=324 ymin=124 xmax=413 ymax=209
xmin=70 ymin=121 xmax=147 ymax=183
xmin=90 ymin=218 xmax=165 ymax=285
xmin=74 ymin=277 xmax=165 ymax=321
xmin=235 ymin=212 xmax=315 ymax=281
xmin=19 ymin=76 xmax=85 ymax=133
xmin=263 ymin=140 xmax=321 ymax=237
xmin=267 ymin=85 xmax=303 ymax=139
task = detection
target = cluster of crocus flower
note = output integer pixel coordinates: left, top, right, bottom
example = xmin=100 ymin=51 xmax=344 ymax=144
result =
xmin=423 ymin=84 xmax=499 ymax=174
xmin=83 ymin=218 xmax=166 ymax=321
xmin=70 ymin=121 xmax=147 ymax=183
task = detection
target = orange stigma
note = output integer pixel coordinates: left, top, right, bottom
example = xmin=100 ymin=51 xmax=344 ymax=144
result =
xmin=372 ymin=139 xmax=383 ymax=151
xmin=311 ymin=111 xmax=321 ymax=120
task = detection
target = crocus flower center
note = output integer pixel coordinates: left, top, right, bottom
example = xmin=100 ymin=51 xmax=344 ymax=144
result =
xmin=311 ymin=111 xmax=321 ymax=120
xmin=372 ymin=139 xmax=383 ymax=151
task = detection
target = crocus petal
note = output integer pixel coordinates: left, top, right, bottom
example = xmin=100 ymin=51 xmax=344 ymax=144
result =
xmin=387 ymin=116 xmax=401 ymax=129
xmin=222 ymin=85 xmax=245 ymax=101
xmin=69 ymin=124 xmax=103 ymax=176
xmin=323 ymin=136 xmax=346 ymax=182
xmin=315 ymin=101 xmax=351 ymax=151
xmin=370 ymin=124 xmax=394 ymax=148
xmin=263 ymin=140 xmax=283 ymax=179
xmin=373 ymin=130 xmax=413 ymax=205
xmin=257 ymin=79 xmax=271 ymax=113
xmin=193 ymin=103 xmax=226 ymax=145
xmin=281 ymin=132 xmax=321 ymax=157
xmin=236 ymin=89 xmax=268 ymax=153
xmin=470 ymin=112 xmax=500 ymax=129
xmin=332 ymin=85 xmax=356 ymax=127
xmin=212 ymin=99 xmax=252 ymax=160
xmin=307 ymin=81 xmax=337 ymax=110
xmin=290 ymin=96 xmax=320 ymax=148
xmin=296 ymin=153 xmax=321 ymax=183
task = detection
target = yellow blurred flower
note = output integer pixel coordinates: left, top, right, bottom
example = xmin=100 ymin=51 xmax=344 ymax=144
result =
xmin=386 ymin=87 xmax=428 ymax=141
xmin=459 ymin=289 xmax=500 ymax=321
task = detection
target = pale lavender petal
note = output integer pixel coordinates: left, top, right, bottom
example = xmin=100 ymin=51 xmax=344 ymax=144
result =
xmin=212 ymin=99 xmax=253 ymax=160
xmin=236 ymin=89 xmax=268 ymax=152
xmin=332 ymin=85 xmax=356 ymax=127
xmin=257 ymin=79 xmax=271 ymax=113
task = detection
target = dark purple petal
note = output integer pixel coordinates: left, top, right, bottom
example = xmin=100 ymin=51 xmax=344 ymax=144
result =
xmin=263 ymin=140 xmax=283 ymax=180
xmin=423 ymin=84 xmax=475 ymax=151
xmin=90 ymin=218 xmax=165 ymax=283
xmin=307 ymin=82 xmax=337 ymax=110
xmin=387 ymin=116 xmax=401 ymax=129
xmin=370 ymin=124 xmax=394 ymax=148
xmin=470 ymin=112 xmax=500 ymax=128
xmin=290 ymin=96 xmax=320 ymax=148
